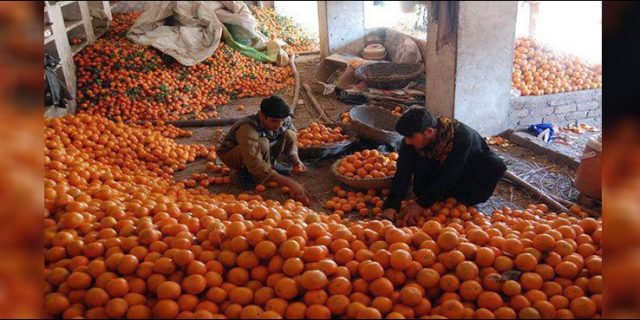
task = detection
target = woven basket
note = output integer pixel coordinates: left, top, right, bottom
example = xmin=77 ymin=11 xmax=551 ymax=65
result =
xmin=349 ymin=105 xmax=402 ymax=145
xmin=298 ymin=124 xmax=356 ymax=160
xmin=331 ymin=158 xmax=393 ymax=190
xmin=355 ymin=62 xmax=424 ymax=89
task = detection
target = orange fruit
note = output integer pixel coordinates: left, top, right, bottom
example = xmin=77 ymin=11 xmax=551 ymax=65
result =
xmin=437 ymin=232 xmax=460 ymax=251
xmin=106 ymin=277 xmax=130 ymax=298
xmin=229 ymin=287 xmax=254 ymax=306
xmin=440 ymin=300 xmax=464 ymax=319
xmin=399 ymin=286 xmax=423 ymax=306
xmin=554 ymin=261 xmax=578 ymax=279
xmin=455 ymin=261 xmax=479 ymax=281
xmin=67 ymin=272 xmax=92 ymax=289
xmin=182 ymin=274 xmax=206 ymax=295
xmin=502 ymin=280 xmax=522 ymax=297
xmin=416 ymin=268 xmax=440 ymax=288
xmin=459 ymin=280 xmax=483 ymax=302
xmin=105 ymin=298 xmax=129 ymax=318
xmin=520 ymin=272 xmax=543 ymax=290
xmin=439 ymin=274 xmax=460 ymax=292
xmin=369 ymin=278 xmax=394 ymax=297
xmin=153 ymin=300 xmax=180 ymax=319
xmin=518 ymin=306 xmax=541 ymax=319
xmin=514 ymin=253 xmax=538 ymax=272
xmin=300 ymin=270 xmax=328 ymax=290
xmin=274 ymin=278 xmax=297 ymax=300
xmin=127 ymin=305 xmax=152 ymax=319
xmin=45 ymin=293 xmax=70 ymax=315
xmin=370 ymin=296 xmax=393 ymax=315
xmin=356 ymin=307 xmax=382 ymax=319
xmin=389 ymin=250 xmax=412 ymax=270
xmin=477 ymin=291 xmax=504 ymax=311
xmin=306 ymin=304 xmax=331 ymax=319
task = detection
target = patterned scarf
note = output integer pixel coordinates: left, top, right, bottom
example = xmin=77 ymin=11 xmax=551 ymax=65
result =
xmin=416 ymin=116 xmax=458 ymax=164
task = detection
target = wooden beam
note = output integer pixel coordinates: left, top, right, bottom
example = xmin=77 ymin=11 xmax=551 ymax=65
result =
xmin=289 ymin=53 xmax=300 ymax=112
xmin=131 ymin=118 xmax=241 ymax=128
xmin=529 ymin=2 xmax=540 ymax=37
xmin=503 ymin=170 xmax=574 ymax=216
xmin=317 ymin=1 xmax=329 ymax=58
xmin=302 ymin=84 xmax=332 ymax=123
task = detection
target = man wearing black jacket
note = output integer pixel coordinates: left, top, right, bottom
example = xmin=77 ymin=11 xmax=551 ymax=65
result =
xmin=382 ymin=108 xmax=506 ymax=226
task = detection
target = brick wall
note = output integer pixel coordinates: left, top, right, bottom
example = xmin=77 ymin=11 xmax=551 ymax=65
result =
xmin=509 ymin=89 xmax=602 ymax=128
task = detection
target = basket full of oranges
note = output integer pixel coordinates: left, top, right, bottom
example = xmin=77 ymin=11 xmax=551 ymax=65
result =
xmin=332 ymin=149 xmax=398 ymax=189
xmin=297 ymin=122 xmax=356 ymax=159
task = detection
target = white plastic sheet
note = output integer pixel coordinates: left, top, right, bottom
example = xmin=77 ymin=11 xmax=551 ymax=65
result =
xmin=125 ymin=1 xmax=284 ymax=66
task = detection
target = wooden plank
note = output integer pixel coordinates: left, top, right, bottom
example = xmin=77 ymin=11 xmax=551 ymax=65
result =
xmin=302 ymin=84 xmax=332 ymax=123
xmin=289 ymin=53 xmax=300 ymax=112
xmin=503 ymin=170 xmax=574 ymax=216
xmin=131 ymin=118 xmax=242 ymax=128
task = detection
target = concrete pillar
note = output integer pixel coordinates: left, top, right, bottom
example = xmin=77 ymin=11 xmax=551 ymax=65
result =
xmin=529 ymin=2 xmax=540 ymax=37
xmin=256 ymin=1 xmax=273 ymax=8
xmin=318 ymin=1 xmax=366 ymax=57
xmin=425 ymin=1 xmax=518 ymax=136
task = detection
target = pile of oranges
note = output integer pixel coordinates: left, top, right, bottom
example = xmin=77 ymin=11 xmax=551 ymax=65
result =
xmin=255 ymin=181 xmax=292 ymax=196
xmin=183 ymin=171 xmax=232 ymax=189
xmin=250 ymin=6 xmax=318 ymax=53
xmin=74 ymin=13 xmax=294 ymax=121
xmin=297 ymin=122 xmax=349 ymax=147
xmin=336 ymin=150 xmax=398 ymax=180
xmin=512 ymin=37 xmax=602 ymax=96
xmin=45 ymin=115 xmax=602 ymax=319
xmin=325 ymin=186 xmax=390 ymax=217
xmin=137 ymin=120 xmax=193 ymax=139
xmin=183 ymin=148 xmax=233 ymax=188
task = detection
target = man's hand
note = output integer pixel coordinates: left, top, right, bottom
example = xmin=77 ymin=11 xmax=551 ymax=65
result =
xmin=270 ymin=173 xmax=311 ymax=206
xmin=292 ymin=162 xmax=306 ymax=175
xmin=291 ymin=155 xmax=306 ymax=175
xmin=287 ymin=180 xmax=311 ymax=206
xmin=398 ymin=203 xmax=423 ymax=227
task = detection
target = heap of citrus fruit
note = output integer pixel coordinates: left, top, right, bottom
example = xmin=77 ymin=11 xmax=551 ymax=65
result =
xmin=297 ymin=122 xmax=350 ymax=147
xmin=74 ymin=12 xmax=294 ymax=121
xmin=336 ymin=150 xmax=398 ymax=180
xmin=45 ymin=115 xmax=601 ymax=319
xmin=250 ymin=6 xmax=318 ymax=53
xmin=512 ymin=37 xmax=602 ymax=96
xmin=325 ymin=186 xmax=390 ymax=218
xmin=182 ymin=148 xmax=233 ymax=188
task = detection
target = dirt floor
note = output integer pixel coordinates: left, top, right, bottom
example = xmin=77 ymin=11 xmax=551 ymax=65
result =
xmin=175 ymin=54 xmax=354 ymax=214
xmin=173 ymin=54 xmax=599 ymax=218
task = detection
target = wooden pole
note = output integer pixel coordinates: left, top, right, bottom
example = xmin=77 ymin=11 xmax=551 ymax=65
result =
xmin=503 ymin=170 xmax=573 ymax=216
xmin=132 ymin=118 xmax=241 ymax=128
xmin=303 ymin=83 xmax=332 ymax=123
xmin=528 ymin=2 xmax=540 ymax=38
xmin=289 ymin=53 xmax=300 ymax=113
